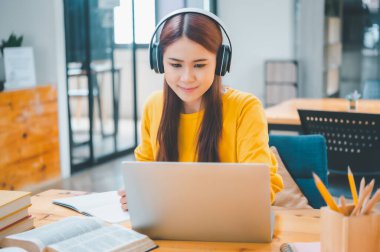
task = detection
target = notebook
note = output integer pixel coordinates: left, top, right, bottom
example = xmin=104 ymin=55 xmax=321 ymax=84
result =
xmin=53 ymin=191 xmax=129 ymax=223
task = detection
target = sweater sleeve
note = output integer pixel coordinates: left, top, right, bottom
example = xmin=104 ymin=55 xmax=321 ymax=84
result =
xmin=134 ymin=101 xmax=155 ymax=161
xmin=236 ymin=97 xmax=284 ymax=203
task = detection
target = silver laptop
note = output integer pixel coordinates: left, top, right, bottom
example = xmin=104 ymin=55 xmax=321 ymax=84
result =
xmin=122 ymin=161 xmax=274 ymax=243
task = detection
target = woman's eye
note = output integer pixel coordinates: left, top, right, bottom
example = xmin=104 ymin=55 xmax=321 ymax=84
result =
xmin=195 ymin=64 xmax=206 ymax=68
xmin=170 ymin=64 xmax=181 ymax=68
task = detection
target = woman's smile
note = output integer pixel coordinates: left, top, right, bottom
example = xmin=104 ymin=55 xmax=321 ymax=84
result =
xmin=179 ymin=85 xmax=199 ymax=93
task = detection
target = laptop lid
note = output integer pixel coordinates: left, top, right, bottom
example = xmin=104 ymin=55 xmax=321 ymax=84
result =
xmin=122 ymin=161 xmax=273 ymax=243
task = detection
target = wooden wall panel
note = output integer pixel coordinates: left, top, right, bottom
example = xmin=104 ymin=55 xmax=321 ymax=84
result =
xmin=0 ymin=85 xmax=61 ymax=190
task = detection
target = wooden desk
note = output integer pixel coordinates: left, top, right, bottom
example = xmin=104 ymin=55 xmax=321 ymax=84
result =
xmin=30 ymin=190 xmax=320 ymax=252
xmin=265 ymin=98 xmax=380 ymax=132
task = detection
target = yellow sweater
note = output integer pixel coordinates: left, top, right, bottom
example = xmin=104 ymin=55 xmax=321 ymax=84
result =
xmin=135 ymin=87 xmax=283 ymax=203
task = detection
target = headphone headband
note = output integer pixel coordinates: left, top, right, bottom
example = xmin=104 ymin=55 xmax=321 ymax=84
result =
xmin=149 ymin=8 xmax=233 ymax=57
xmin=149 ymin=8 xmax=232 ymax=76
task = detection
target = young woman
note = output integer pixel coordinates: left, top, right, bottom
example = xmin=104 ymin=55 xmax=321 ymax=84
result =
xmin=119 ymin=9 xmax=283 ymax=210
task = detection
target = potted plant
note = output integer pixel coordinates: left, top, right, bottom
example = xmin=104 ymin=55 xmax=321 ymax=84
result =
xmin=0 ymin=33 xmax=23 ymax=91
xmin=346 ymin=90 xmax=361 ymax=111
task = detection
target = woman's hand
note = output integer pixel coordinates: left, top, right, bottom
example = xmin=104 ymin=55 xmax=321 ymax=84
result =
xmin=118 ymin=189 xmax=128 ymax=211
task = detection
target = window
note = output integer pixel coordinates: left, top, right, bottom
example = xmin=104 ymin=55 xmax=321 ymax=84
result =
xmin=114 ymin=0 xmax=155 ymax=44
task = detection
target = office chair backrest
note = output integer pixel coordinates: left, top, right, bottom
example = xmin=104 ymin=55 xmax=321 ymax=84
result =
xmin=269 ymin=134 xmax=328 ymax=208
xmin=298 ymin=109 xmax=380 ymax=177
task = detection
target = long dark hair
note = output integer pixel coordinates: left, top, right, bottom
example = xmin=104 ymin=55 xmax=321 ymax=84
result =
xmin=156 ymin=13 xmax=223 ymax=162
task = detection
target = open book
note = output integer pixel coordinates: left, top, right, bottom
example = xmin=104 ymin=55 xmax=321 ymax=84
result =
xmin=53 ymin=191 xmax=129 ymax=223
xmin=0 ymin=217 xmax=157 ymax=252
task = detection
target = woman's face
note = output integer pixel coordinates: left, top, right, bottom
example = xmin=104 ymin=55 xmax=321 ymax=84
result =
xmin=163 ymin=36 xmax=216 ymax=113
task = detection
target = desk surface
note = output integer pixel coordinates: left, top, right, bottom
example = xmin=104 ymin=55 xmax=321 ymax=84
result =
xmin=265 ymin=98 xmax=380 ymax=126
xmin=30 ymin=190 xmax=320 ymax=252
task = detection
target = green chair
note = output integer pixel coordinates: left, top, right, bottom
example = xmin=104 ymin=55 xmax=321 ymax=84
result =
xmin=269 ymin=134 xmax=328 ymax=208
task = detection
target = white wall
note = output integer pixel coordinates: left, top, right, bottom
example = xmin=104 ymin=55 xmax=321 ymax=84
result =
xmin=0 ymin=0 xmax=70 ymax=178
xmin=218 ymin=0 xmax=295 ymax=102
xmin=110 ymin=0 xmax=296 ymax=119
xmin=130 ymin=0 xmax=296 ymax=117
xmin=296 ymin=0 xmax=325 ymax=98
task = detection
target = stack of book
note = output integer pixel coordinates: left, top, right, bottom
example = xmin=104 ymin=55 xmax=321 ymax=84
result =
xmin=0 ymin=190 xmax=34 ymax=240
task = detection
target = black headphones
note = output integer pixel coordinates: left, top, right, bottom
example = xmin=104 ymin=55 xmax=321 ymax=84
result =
xmin=149 ymin=8 xmax=232 ymax=76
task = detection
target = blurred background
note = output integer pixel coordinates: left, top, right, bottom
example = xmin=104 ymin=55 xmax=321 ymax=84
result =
xmin=0 ymin=0 xmax=379 ymax=193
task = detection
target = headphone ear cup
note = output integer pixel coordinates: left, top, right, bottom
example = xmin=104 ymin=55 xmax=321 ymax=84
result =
xmin=215 ymin=45 xmax=231 ymax=76
xmin=151 ymin=42 xmax=165 ymax=73
xmin=225 ymin=45 xmax=231 ymax=73
xmin=157 ymin=45 xmax=164 ymax=73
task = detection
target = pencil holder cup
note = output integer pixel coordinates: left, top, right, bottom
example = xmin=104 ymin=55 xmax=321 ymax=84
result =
xmin=320 ymin=206 xmax=380 ymax=252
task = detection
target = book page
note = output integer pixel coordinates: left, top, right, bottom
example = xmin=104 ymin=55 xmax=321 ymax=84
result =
xmin=47 ymin=225 xmax=156 ymax=252
xmin=53 ymin=191 xmax=118 ymax=211
xmin=5 ymin=217 xmax=103 ymax=250
xmin=0 ymin=248 xmax=28 ymax=252
xmin=84 ymin=203 xmax=130 ymax=223
xmin=53 ymin=191 xmax=130 ymax=223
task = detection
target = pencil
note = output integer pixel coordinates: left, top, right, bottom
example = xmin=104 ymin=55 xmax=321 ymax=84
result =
xmin=347 ymin=167 xmax=358 ymax=205
xmin=351 ymin=180 xmax=375 ymax=216
xmin=313 ymin=173 xmax=340 ymax=212
xmin=358 ymin=177 xmax=365 ymax=199
xmin=339 ymin=196 xmax=348 ymax=216
xmin=362 ymin=189 xmax=380 ymax=215
xmin=360 ymin=179 xmax=375 ymax=214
